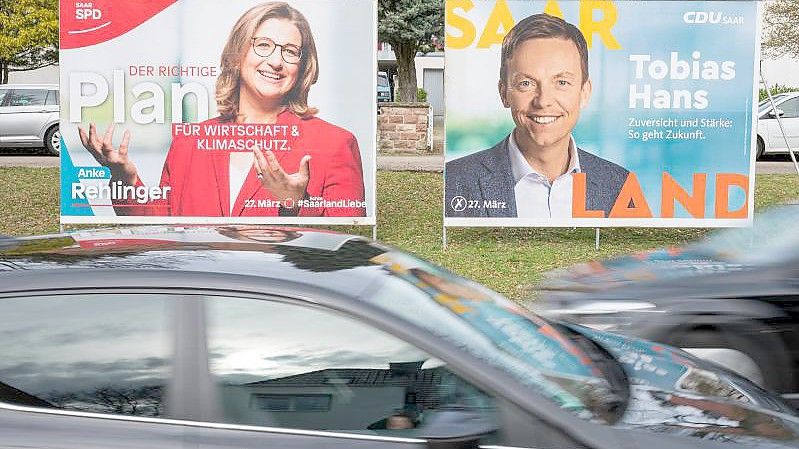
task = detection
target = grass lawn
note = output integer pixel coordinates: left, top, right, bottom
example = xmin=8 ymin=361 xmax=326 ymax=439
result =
xmin=1 ymin=167 xmax=798 ymax=299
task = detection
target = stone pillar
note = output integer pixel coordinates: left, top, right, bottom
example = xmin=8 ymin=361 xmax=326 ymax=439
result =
xmin=377 ymin=102 xmax=433 ymax=154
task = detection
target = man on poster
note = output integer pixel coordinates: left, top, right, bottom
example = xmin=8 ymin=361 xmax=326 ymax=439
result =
xmin=445 ymin=13 xmax=628 ymax=219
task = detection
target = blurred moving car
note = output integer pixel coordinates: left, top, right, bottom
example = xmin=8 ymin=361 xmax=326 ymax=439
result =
xmin=757 ymin=92 xmax=799 ymax=160
xmin=0 ymin=226 xmax=798 ymax=448
xmin=0 ymin=84 xmax=60 ymax=156
xmin=535 ymin=205 xmax=799 ymax=398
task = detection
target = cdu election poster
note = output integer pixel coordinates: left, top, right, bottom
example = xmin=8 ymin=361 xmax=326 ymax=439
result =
xmin=60 ymin=0 xmax=376 ymax=224
xmin=444 ymin=0 xmax=759 ymax=227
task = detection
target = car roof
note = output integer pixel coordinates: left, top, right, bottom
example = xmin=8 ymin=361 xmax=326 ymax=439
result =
xmin=761 ymin=91 xmax=799 ymax=105
xmin=0 ymin=226 xmax=391 ymax=299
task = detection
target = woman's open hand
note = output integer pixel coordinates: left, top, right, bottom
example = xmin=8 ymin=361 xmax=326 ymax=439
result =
xmin=252 ymin=147 xmax=310 ymax=208
xmin=78 ymin=123 xmax=139 ymax=185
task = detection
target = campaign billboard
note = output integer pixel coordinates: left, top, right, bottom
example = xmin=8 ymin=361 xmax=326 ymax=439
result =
xmin=444 ymin=0 xmax=759 ymax=227
xmin=60 ymin=0 xmax=376 ymax=224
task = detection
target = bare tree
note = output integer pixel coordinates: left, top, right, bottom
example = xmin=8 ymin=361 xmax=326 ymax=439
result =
xmin=46 ymin=385 xmax=163 ymax=417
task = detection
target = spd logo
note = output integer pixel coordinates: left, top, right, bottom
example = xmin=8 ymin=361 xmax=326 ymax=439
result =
xmin=74 ymin=2 xmax=102 ymax=20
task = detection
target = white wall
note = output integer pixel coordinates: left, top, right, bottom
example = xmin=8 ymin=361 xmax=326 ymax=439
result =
xmin=760 ymin=58 xmax=799 ymax=88
xmin=7 ymin=65 xmax=59 ymax=84
xmin=377 ymin=43 xmax=445 ymax=90
xmin=414 ymin=53 xmax=443 ymax=89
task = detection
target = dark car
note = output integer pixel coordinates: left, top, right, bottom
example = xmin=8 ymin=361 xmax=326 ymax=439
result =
xmin=1 ymin=226 xmax=799 ymax=449
xmin=534 ymin=205 xmax=799 ymax=398
xmin=378 ymin=71 xmax=392 ymax=102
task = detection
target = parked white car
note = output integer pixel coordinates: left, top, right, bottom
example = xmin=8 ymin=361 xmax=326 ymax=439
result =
xmin=0 ymin=84 xmax=60 ymax=156
xmin=757 ymin=91 xmax=799 ymax=160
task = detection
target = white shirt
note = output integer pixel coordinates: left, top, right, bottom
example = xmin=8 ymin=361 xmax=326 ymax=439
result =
xmin=229 ymin=152 xmax=254 ymax=215
xmin=508 ymin=133 xmax=581 ymax=219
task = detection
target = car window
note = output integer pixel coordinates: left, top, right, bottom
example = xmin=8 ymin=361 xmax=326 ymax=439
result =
xmin=777 ymin=97 xmax=799 ymax=118
xmin=206 ymin=296 xmax=498 ymax=438
xmin=0 ymin=294 xmax=172 ymax=418
xmin=758 ymin=94 xmax=787 ymax=114
xmin=0 ymin=89 xmax=8 ymax=105
xmin=7 ymin=89 xmax=48 ymax=107
xmin=45 ymin=90 xmax=59 ymax=106
xmin=363 ymin=251 xmax=623 ymax=422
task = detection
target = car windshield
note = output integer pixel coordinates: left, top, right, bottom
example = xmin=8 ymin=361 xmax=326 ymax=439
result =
xmin=690 ymin=205 xmax=799 ymax=264
xmin=366 ymin=250 xmax=624 ymax=422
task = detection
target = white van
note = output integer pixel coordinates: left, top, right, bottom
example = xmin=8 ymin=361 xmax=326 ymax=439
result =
xmin=0 ymin=84 xmax=60 ymax=156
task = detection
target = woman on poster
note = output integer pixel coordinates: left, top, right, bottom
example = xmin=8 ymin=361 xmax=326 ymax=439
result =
xmin=78 ymin=1 xmax=366 ymax=217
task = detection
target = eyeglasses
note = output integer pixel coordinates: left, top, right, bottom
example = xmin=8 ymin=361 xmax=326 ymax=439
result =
xmin=251 ymin=37 xmax=302 ymax=64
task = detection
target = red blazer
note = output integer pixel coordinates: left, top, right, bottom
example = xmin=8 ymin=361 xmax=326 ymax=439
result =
xmin=115 ymin=110 xmax=366 ymax=217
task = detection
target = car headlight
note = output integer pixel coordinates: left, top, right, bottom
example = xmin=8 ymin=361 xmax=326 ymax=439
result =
xmin=535 ymin=300 xmax=659 ymax=331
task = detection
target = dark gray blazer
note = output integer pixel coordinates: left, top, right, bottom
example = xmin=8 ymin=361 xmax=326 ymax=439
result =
xmin=445 ymin=137 xmax=629 ymax=218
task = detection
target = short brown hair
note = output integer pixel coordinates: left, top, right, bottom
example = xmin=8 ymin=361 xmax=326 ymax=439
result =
xmin=216 ymin=2 xmax=319 ymax=121
xmin=499 ymin=14 xmax=589 ymax=85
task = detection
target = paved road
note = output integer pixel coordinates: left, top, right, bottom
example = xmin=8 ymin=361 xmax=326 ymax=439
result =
xmin=377 ymin=156 xmax=799 ymax=174
xmin=0 ymin=155 xmax=447 ymax=170
xmin=0 ymin=154 xmax=449 ymax=170
xmin=378 ymin=155 xmax=443 ymax=172
xmin=0 ymin=155 xmax=59 ymax=167
xmin=757 ymin=160 xmax=799 ymax=174
xmin=1 ymin=152 xmax=798 ymax=174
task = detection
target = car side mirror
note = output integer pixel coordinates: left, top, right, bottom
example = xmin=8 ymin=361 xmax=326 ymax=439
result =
xmin=768 ymin=108 xmax=785 ymax=118
xmin=421 ymin=409 xmax=498 ymax=449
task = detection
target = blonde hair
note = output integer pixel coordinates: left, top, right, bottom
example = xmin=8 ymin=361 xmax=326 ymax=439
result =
xmin=216 ymin=2 xmax=319 ymax=121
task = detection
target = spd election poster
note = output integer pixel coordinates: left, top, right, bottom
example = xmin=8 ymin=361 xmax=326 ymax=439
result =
xmin=60 ymin=0 xmax=376 ymax=224
xmin=444 ymin=0 xmax=759 ymax=227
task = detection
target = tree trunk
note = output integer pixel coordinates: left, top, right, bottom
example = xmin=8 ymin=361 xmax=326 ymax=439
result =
xmin=392 ymin=41 xmax=418 ymax=102
xmin=0 ymin=60 xmax=7 ymax=84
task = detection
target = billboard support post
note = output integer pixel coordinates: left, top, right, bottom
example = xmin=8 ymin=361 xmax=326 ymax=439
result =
xmin=428 ymin=106 xmax=434 ymax=152
xmin=595 ymin=228 xmax=600 ymax=251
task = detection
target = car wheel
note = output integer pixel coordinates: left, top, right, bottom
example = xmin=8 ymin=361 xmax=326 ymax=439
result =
xmin=667 ymin=326 xmax=793 ymax=393
xmin=756 ymin=137 xmax=765 ymax=160
xmin=44 ymin=125 xmax=60 ymax=156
